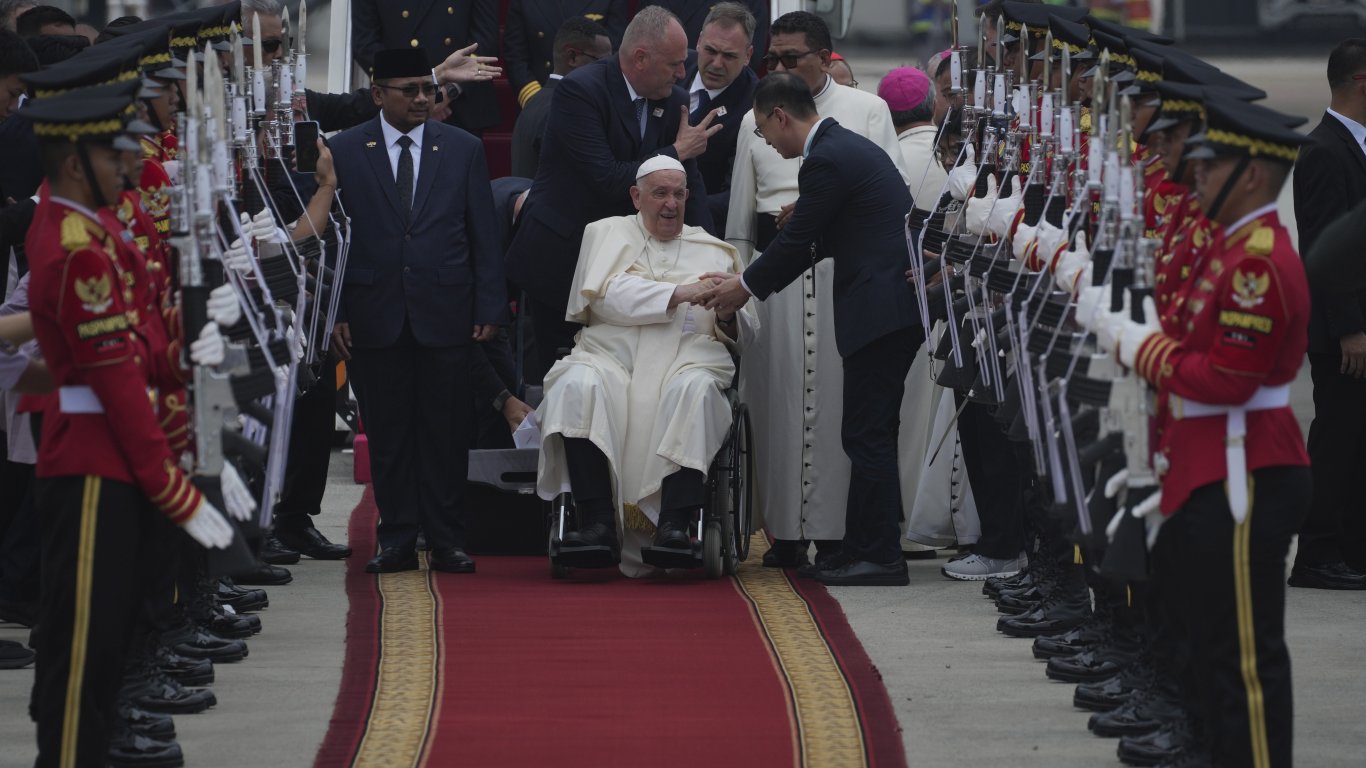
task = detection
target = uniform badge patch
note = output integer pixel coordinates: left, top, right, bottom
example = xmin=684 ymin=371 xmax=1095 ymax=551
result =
xmin=1231 ymin=268 xmax=1270 ymax=309
xmin=75 ymin=274 xmax=114 ymax=314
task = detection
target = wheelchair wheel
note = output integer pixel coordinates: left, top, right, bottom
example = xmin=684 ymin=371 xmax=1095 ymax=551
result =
xmin=730 ymin=403 xmax=754 ymax=563
xmin=550 ymin=561 xmax=569 ymax=579
xmin=702 ymin=520 xmax=724 ymax=579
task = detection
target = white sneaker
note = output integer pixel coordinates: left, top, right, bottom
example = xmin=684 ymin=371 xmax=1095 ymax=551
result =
xmin=941 ymin=553 xmax=1025 ymax=581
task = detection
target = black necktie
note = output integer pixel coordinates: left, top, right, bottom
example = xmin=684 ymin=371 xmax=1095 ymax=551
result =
xmin=396 ymin=135 xmax=414 ymax=227
xmin=634 ymin=97 xmax=646 ymax=138
xmin=691 ymin=89 xmax=711 ymax=124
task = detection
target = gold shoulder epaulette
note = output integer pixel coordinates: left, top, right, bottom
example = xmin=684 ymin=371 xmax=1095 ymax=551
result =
xmin=60 ymin=212 xmax=90 ymax=252
xmin=1247 ymin=225 xmax=1274 ymax=256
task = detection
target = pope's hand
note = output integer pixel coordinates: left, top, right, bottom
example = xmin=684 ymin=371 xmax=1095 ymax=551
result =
xmin=694 ymin=272 xmax=751 ymax=313
xmin=946 ymin=144 xmax=977 ymax=201
xmin=963 ymin=174 xmax=997 ymax=235
xmin=190 ymin=322 xmax=225 ymax=367
xmin=207 ymin=284 xmax=241 ymax=327
xmin=182 ymin=499 xmax=234 ymax=549
xmin=1116 ymin=294 xmax=1161 ymax=369
xmin=219 ymin=463 xmax=257 ymax=522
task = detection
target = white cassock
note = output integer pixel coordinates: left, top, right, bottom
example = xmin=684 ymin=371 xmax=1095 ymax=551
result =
xmin=536 ymin=214 xmax=758 ymax=576
xmin=892 ymin=125 xmax=981 ymax=548
xmin=726 ymin=76 xmax=935 ymax=544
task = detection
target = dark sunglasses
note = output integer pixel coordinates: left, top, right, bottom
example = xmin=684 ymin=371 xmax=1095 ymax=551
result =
xmin=569 ymin=47 xmax=603 ymax=62
xmin=376 ymin=82 xmax=439 ymax=99
xmin=259 ymin=38 xmax=283 ymax=54
xmin=761 ymin=49 xmax=818 ymax=70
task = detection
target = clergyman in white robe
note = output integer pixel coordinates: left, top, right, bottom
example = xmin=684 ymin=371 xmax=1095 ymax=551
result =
xmin=536 ymin=203 xmax=757 ymax=577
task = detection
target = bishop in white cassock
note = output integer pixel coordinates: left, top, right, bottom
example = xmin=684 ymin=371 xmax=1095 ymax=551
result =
xmin=536 ymin=157 xmax=758 ymax=577
xmin=726 ymin=72 xmax=949 ymax=565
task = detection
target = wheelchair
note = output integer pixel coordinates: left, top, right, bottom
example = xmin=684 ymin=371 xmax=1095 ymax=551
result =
xmin=547 ymin=395 xmax=754 ymax=580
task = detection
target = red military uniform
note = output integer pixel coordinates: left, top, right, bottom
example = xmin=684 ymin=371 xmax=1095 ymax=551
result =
xmin=27 ymin=198 xmax=202 ymax=524
xmin=1132 ymin=206 xmax=1310 ymax=515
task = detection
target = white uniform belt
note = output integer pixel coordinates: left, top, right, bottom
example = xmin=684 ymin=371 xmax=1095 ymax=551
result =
xmin=1168 ymin=384 xmax=1291 ymax=524
xmin=59 ymin=385 xmax=160 ymax=415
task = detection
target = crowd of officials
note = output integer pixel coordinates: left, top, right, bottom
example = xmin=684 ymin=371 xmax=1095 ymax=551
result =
xmin=0 ymin=1 xmax=1362 ymax=768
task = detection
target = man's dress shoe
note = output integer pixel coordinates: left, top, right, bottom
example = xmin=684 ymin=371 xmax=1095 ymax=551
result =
xmin=108 ymin=722 xmax=185 ymax=768
xmin=815 ymin=559 xmax=910 ymax=587
xmin=430 ymin=548 xmax=476 ymax=574
xmin=798 ymin=549 xmax=855 ymax=579
xmin=761 ymin=539 xmax=809 ymax=568
xmin=365 ymin=547 xmax=419 ymax=574
xmin=260 ymin=534 xmax=301 ymax=565
xmin=233 ymin=563 xmax=293 ymax=586
xmin=215 ymin=580 xmax=268 ymax=613
xmin=275 ymin=525 xmax=353 ymax=560
xmin=1288 ymin=561 xmax=1366 ymax=590
xmin=651 ymin=520 xmax=692 ymax=550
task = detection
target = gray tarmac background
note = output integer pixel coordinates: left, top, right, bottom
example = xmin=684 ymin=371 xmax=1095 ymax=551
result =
xmin=1 ymin=51 xmax=1364 ymax=768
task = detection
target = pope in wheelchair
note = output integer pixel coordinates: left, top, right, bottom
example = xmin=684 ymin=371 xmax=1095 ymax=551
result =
xmin=535 ymin=156 xmax=757 ymax=577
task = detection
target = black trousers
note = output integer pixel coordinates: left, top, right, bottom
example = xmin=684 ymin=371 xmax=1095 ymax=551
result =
xmin=841 ymin=326 xmax=923 ymax=564
xmin=528 ymin=296 xmax=580 ymax=377
xmin=561 ymin=437 xmax=705 ymax=521
xmin=0 ymin=458 xmax=38 ymax=603
xmin=349 ymin=324 xmax=473 ymax=552
xmin=33 ymin=476 xmax=168 ymax=768
xmin=273 ymin=359 xmax=337 ymax=532
xmin=1151 ymin=466 xmax=1309 ymax=768
xmin=954 ymin=394 xmax=1026 ymax=559
xmin=1299 ymin=352 xmax=1366 ymax=570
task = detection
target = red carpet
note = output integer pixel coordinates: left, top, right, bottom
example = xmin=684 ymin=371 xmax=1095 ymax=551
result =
xmin=316 ymin=488 xmax=906 ymax=768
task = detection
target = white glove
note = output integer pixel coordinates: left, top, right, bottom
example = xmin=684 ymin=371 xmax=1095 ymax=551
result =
xmin=249 ymin=208 xmax=284 ymax=243
xmin=219 ymin=463 xmax=257 ymax=522
xmin=1094 ymin=306 xmax=1126 ymax=351
xmin=189 ymin=322 xmax=225 ymax=367
xmin=1116 ymin=294 xmax=1161 ymax=369
xmin=223 ymin=238 xmax=253 ymax=273
xmin=207 ymin=283 xmax=242 ymax=327
xmin=1011 ymin=220 xmax=1039 ymax=264
xmin=1132 ymin=490 xmax=1165 ymax=550
xmin=986 ymin=176 xmax=1026 ymax=239
xmin=1104 ymin=468 xmax=1130 ymax=499
xmin=970 ymin=326 xmax=987 ymax=349
xmin=946 ymin=143 xmax=978 ymax=201
xmin=286 ymin=326 xmax=304 ymax=362
xmin=162 ymin=160 xmax=182 ymax=185
xmin=964 ymin=174 xmax=998 ymax=235
xmin=1053 ymin=230 xmax=1092 ymax=294
xmin=1073 ymin=285 xmax=1108 ymax=331
xmin=1034 ymin=221 xmax=1067 ymax=270
xmin=182 ymin=499 xmax=234 ymax=549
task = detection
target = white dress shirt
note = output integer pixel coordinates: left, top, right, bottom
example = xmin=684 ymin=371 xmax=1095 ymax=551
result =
xmin=380 ymin=114 xmax=424 ymax=202
xmin=1328 ymin=107 xmax=1366 ymax=150
xmin=688 ymin=73 xmax=728 ymax=115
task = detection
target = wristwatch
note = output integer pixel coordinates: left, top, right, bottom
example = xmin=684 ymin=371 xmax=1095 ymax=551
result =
xmin=493 ymin=389 xmax=511 ymax=413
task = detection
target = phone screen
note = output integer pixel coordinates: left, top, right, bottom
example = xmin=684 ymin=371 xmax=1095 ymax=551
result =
xmin=294 ymin=121 xmax=320 ymax=172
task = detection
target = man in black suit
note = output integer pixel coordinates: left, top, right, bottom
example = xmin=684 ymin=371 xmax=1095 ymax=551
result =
xmin=510 ymin=17 xmax=611 ymax=180
xmin=329 ymin=49 xmax=505 ymax=574
xmin=683 ymin=2 xmax=758 ymax=234
xmin=642 ymin=0 xmax=769 ymax=73
xmin=1290 ymin=38 xmax=1366 ymax=590
xmin=351 ymin=0 xmax=499 ymax=135
xmin=505 ymin=4 xmax=720 ymax=374
xmin=504 ymin=0 xmax=626 ymax=110
xmin=698 ymin=73 xmax=923 ymax=587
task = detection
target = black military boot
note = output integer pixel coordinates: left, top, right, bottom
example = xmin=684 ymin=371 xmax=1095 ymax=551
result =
xmin=117 ymin=702 xmax=176 ymax=740
xmin=1074 ymin=650 xmax=1156 ymax=712
xmin=185 ymin=576 xmax=259 ymax=639
xmin=983 ymin=565 xmax=1037 ymax=599
xmin=997 ymin=563 xmax=1091 ymax=638
xmin=215 ymin=578 xmax=268 ymax=613
xmin=152 ymin=642 xmax=214 ymax=687
xmin=160 ymin=619 xmax=248 ymax=663
xmin=1033 ymin=605 xmax=1115 ymax=659
xmin=1089 ymin=676 xmax=1185 ymax=737
xmin=107 ymin=719 xmax=184 ymax=768
xmin=122 ymin=650 xmax=217 ymax=715
xmin=1046 ymin=634 xmax=1141 ymax=683
xmin=1117 ymin=717 xmax=1201 ymax=767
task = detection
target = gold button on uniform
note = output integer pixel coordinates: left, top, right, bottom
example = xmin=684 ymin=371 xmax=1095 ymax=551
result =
xmin=444 ymin=37 xmax=451 ymax=45
xmin=448 ymin=6 xmax=454 ymax=14
xmin=536 ymin=31 xmax=544 ymax=38
xmin=410 ymin=38 xmax=419 ymax=47
xmin=401 ymin=10 xmax=410 ymax=18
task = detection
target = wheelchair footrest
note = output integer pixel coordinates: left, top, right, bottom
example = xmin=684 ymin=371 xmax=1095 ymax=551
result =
xmin=550 ymin=544 xmax=620 ymax=569
xmin=640 ymin=544 xmax=702 ymax=570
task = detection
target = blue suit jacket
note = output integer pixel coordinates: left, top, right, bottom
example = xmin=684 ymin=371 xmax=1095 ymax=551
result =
xmin=684 ymin=54 xmax=757 ymax=231
xmin=743 ymin=120 xmax=921 ymax=357
xmin=505 ymin=56 xmax=713 ymax=314
xmin=332 ymin=115 xmax=505 ymax=349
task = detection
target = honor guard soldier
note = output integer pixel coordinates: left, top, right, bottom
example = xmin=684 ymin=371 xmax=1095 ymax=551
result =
xmin=503 ymin=0 xmax=627 ymax=109
xmin=23 ymin=89 xmax=234 ymax=768
xmin=1107 ymin=96 xmax=1313 ymax=768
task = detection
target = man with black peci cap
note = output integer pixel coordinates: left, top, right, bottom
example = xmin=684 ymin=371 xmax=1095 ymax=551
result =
xmin=329 ymin=47 xmax=504 ymax=575
xmin=22 ymin=86 xmax=236 ymax=768
xmin=1104 ymin=96 xmax=1312 ymax=768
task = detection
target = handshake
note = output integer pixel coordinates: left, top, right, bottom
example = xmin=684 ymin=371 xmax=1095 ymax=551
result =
xmin=685 ymin=272 xmax=752 ymax=317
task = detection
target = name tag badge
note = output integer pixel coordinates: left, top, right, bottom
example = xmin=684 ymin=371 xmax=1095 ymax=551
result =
xmin=715 ymin=106 xmax=727 ymax=118
xmin=651 ymin=107 xmax=664 ymax=118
